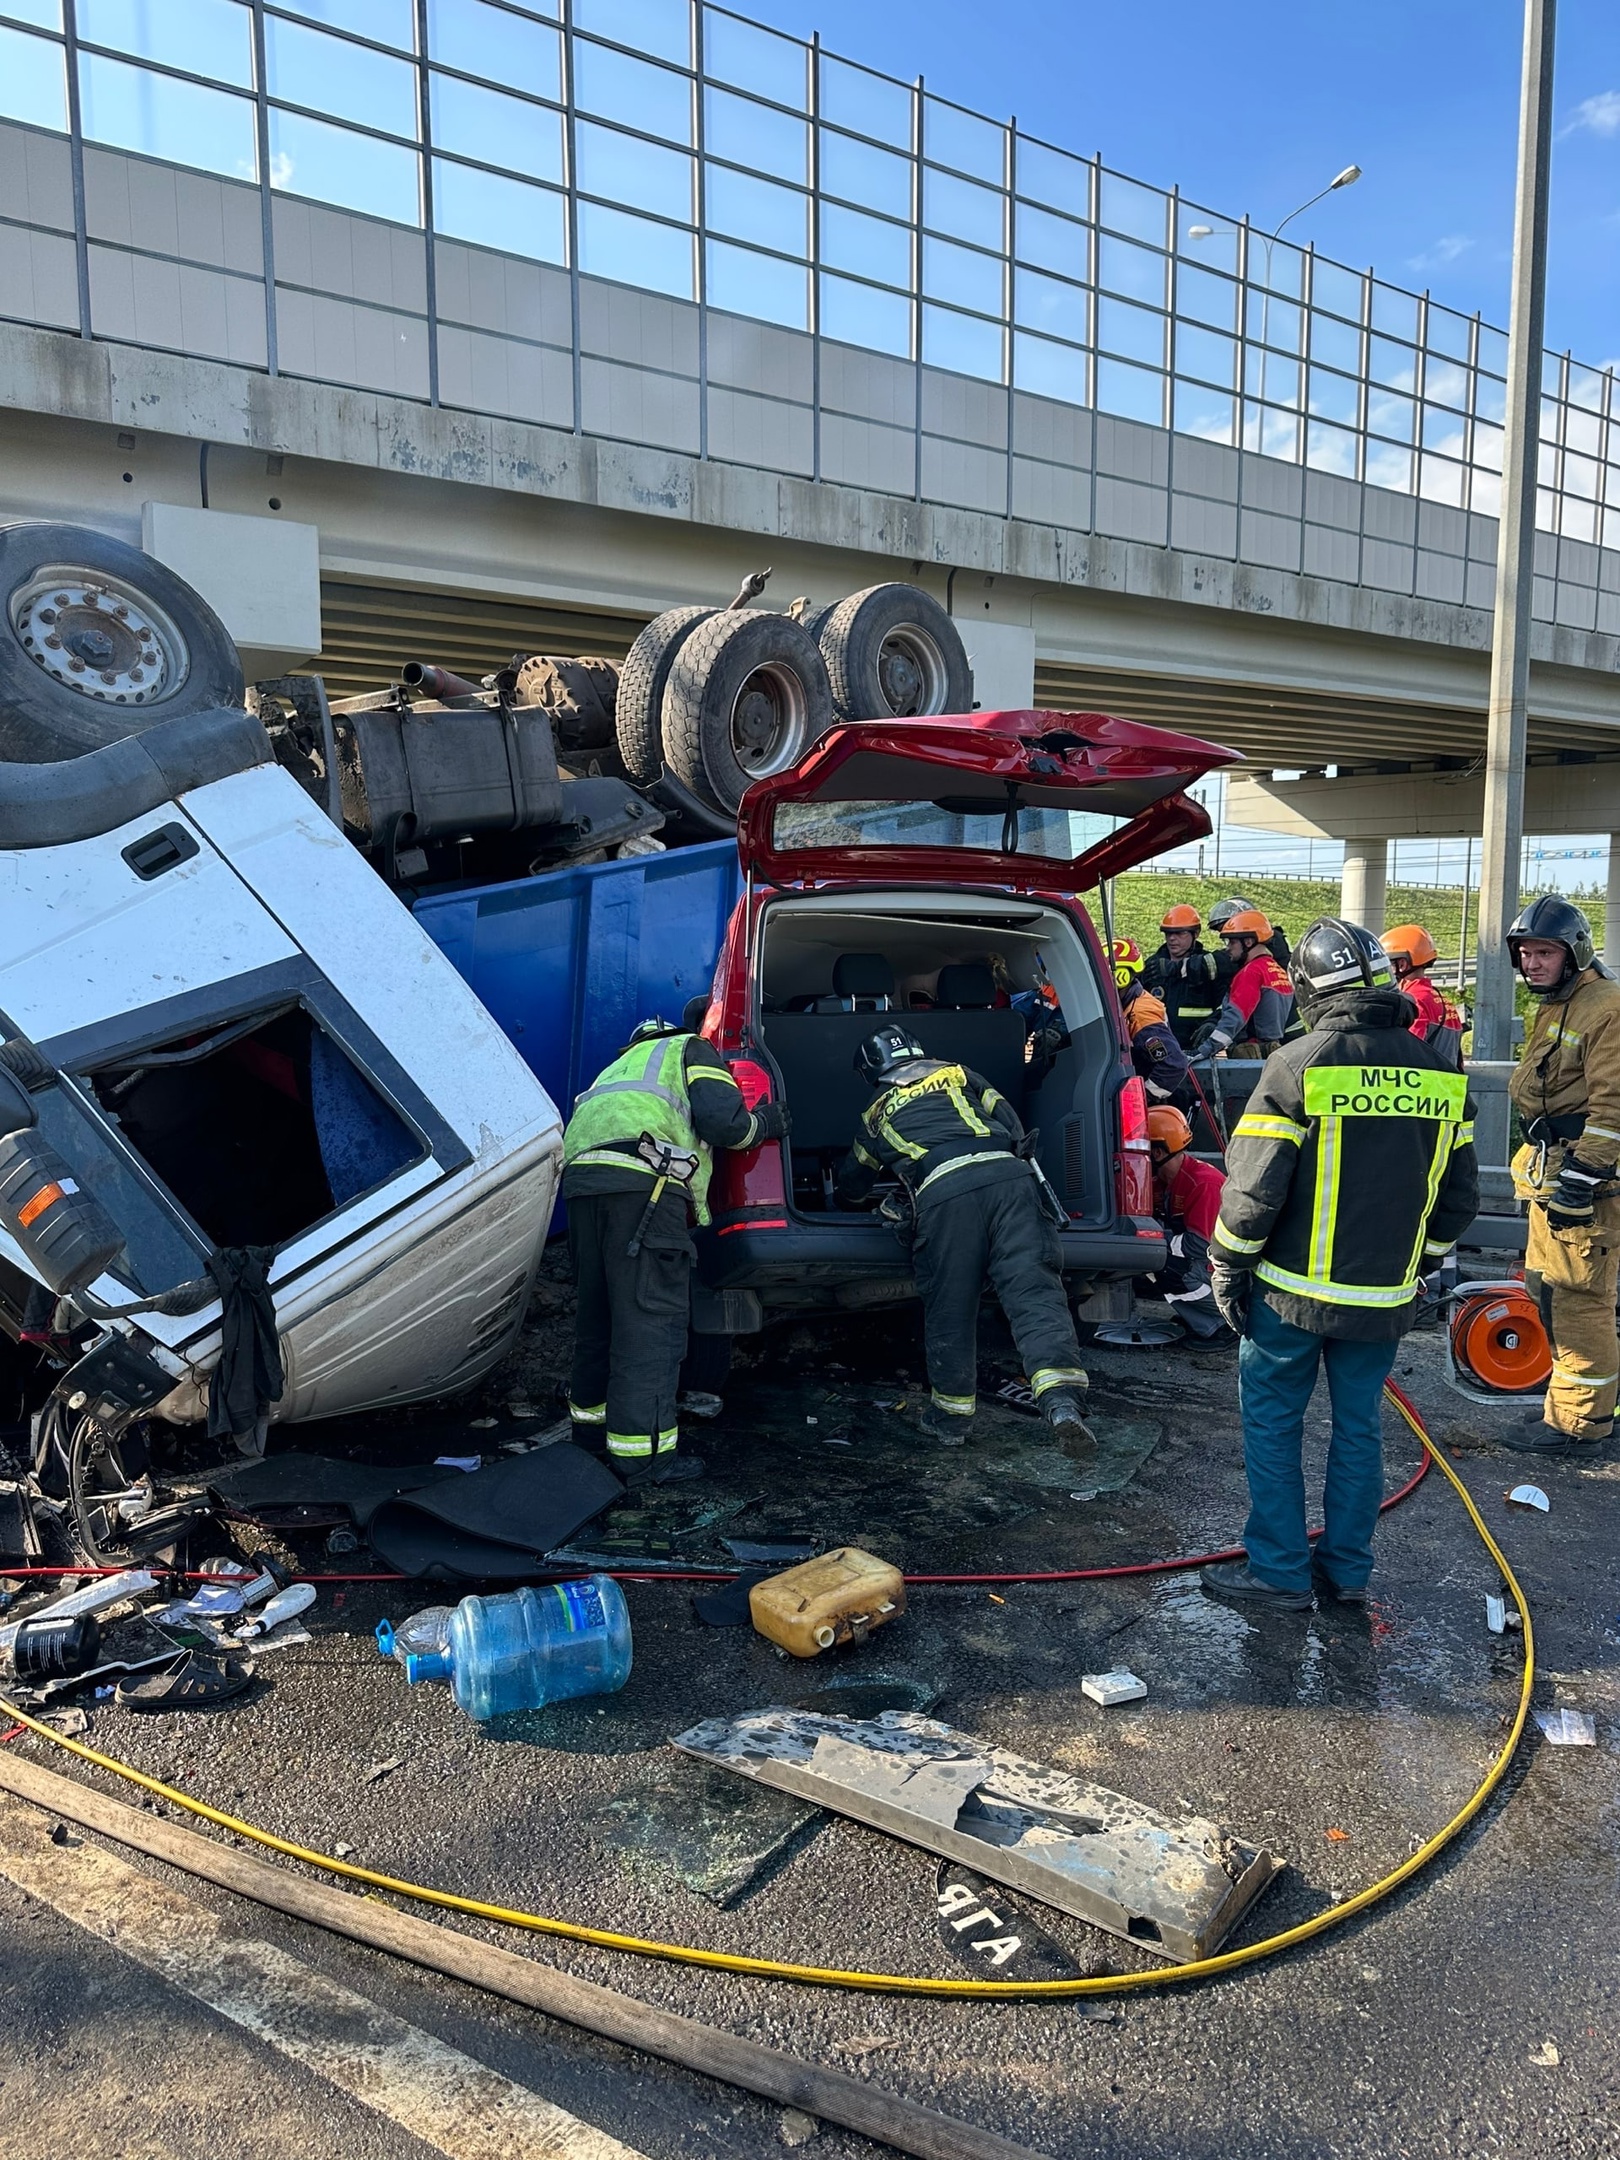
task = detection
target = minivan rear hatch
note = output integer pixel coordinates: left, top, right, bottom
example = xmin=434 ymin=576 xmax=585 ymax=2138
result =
xmin=739 ymin=709 xmax=1240 ymax=891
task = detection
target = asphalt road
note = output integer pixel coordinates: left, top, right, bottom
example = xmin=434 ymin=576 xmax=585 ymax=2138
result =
xmin=3 ymin=1275 xmax=1618 ymax=2160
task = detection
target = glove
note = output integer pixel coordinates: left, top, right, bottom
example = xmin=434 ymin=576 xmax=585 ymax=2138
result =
xmin=1209 ymin=1262 xmax=1251 ymax=1334
xmin=1545 ymin=1153 xmax=1606 ymax=1231
xmin=751 ymin=1100 xmax=791 ymax=1142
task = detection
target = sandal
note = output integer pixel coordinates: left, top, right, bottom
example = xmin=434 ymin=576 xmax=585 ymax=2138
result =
xmin=114 ymin=1650 xmax=256 ymax=1712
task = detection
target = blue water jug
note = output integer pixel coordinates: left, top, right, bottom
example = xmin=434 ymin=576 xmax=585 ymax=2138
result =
xmin=403 ymin=1577 xmax=632 ymax=1722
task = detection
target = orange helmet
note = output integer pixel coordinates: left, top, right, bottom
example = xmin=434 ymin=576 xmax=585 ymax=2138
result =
xmin=1147 ymin=1105 xmax=1194 ymax=1156
xmin=1112 ymin=936 xmax=1144 ymax=990
xmin=1381 ymin=923 xmax=1437 ymax=974
xmin=1161 ymin=904 xmax=1201 ymax=931
xmin=1222 ymin=909 xmax=1273 ymax=942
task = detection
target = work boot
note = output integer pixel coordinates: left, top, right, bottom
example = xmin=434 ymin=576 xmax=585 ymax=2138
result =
xmin=1310 ymin=1559 xmax=1367 ymax=1607
xmin=1040 ymin=1388 xmax=1098 ymax=1455
xmin=1199 ymin=1561 xmax=1314 ymax=1612
xmin=621 ymin=1453 xmax=707 ymax=1488
xmin=917 ymin=1401 xmax=974 ymax=1446
xmin=1500 ymin=1416 xmax=1611 ymax=1456
xmin=677 ymin=1390 xmax=725 ymax=1421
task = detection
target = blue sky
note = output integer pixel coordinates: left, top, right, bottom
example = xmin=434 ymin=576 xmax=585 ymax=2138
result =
xmin=746 ymin=0 xmax=1620 ymax=370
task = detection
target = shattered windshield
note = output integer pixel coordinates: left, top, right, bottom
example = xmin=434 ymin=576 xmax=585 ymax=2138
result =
xmin=31 ymin=1080 xmax=205 ymax=1296
xmin=771 ymin=799 xmax=1125 ymax=859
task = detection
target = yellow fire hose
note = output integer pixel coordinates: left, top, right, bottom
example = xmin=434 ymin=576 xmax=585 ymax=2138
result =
xmin=0 ymin=1385 xmax=1534 ymax=2000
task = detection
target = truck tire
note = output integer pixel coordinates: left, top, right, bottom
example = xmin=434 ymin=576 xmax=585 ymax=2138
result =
xmin=0 ymin=522 xmax=245 ymax=763
xmin=816 ymin=582 xmax=972 ymax=721
xmin=614 ymin=605 xmax=715 ymax=784
xmin=661 ymin=609 xmax=833 ymax=816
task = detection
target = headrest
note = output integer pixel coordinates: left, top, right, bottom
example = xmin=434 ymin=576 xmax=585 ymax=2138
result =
xmin=936 ymin=963 xmax=996 ymax=1008
xmin=832 ymin=952 xmax=894 ymax=998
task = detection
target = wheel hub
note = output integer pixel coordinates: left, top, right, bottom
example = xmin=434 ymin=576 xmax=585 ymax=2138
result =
xmin=10 ymin=570 xmax=188 ymax=704
xmin=875 ymin=627 xmax=947 ymax=717
xmin=729 ymin=663 xmax=810 ymax=777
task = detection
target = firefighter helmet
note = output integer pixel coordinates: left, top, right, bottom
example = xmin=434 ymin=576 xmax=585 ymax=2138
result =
xmin=1381 ymin=924 xmax=1437 ymax=975
xmin=1112 ymin=936 xmax=1145 ymax=990
xmin=1207 ymin=896 xmax=1257 ymax=932
xmin=1221 ymin=908 xmax=1273 ymax=944
xmin=1161 ymin=903 xmax=1202 ymax=931
xmin=1288 ymin=917 xmax=1394 ymax=1020
xmin=627 ymin=1015 xmax=683 ymax=1045
xmin=1146 ymin=1105 xmax=1194 ymax=1157
xmin=1507 ymin=894 xmax=1595 ymax=997
xmin=854 ymin=1023 xmax=926 ymax=1086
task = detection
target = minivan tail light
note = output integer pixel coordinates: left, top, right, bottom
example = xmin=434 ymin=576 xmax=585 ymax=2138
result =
xmin=1119 ymin=1075 xmax=1150 ymax=1151
xmin=730 ymin=1059 xmax=772 ymax=1108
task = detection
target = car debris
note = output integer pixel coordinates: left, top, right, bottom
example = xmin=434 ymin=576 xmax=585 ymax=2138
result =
xmin=1506 ymin=1484 xmax=1551 ymax=1512
xmin=1080 ymin=1670 xmax=1149 ymax=1708
xmin=1534 ymin=1709 xmax=1596 ymax=1747
xmin=675 ymin=1707 xmax=1281 ymax=1961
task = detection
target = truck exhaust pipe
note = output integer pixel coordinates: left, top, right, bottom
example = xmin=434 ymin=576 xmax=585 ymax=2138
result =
xmin=400 ymin=662 xmax=484 ymax=700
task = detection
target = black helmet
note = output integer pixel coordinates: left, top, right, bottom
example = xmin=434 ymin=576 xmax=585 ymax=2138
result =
xmin=1207 ymin=896 xmax=1256 ymax=932
xmin=1507 ymin=894 xmax=1594 ymax=997
xmin=854 ymin=1023 xmax=926 ymax=1086
xmin=1288 ymin=917 xmax=1394 ymax=1021
xmin=680 ymin=993 xmax=711 ymax=1033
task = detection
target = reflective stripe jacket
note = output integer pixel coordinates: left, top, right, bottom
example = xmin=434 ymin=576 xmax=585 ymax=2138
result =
xmin=1210 ymin=952 xmax=1298 ymax=1050
xmin=562 ymin=1032 xmax=762 ymax=1225
xmin=1143 ymin=941 xmax=1220 ymax=1047
xmin=1211 ymin=986 xmax=1479 ymax=1340
xmin=836 ymin=1058 xmax=1026 ymax=1208
xmin=1122 ymin=985 xmax=1191 ymax=1101
xmin=1508 ymin=968 xmax=1620 ymax=1178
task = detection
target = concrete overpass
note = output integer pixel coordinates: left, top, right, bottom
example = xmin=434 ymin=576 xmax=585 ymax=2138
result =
xmin=1 ymin=26 xmax=1619 ymax=926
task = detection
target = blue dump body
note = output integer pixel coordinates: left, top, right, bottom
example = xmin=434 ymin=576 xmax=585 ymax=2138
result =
xmin=413 ymin=841 xmax=744 ymax=1212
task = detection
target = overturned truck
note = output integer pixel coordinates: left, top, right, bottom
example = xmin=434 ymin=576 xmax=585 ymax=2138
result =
xmin=0 ymin=518 xmax=979 ymax=1551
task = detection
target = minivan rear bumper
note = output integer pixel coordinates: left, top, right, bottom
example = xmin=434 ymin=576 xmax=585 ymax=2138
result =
xmin=700 ymin=1214 xmax=1166 ymax=1294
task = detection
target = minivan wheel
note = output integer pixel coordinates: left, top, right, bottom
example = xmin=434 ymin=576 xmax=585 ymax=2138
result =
xmin=661 ymin=608 xmax=833 ymax=815
xmin=816 ymin=582 xmax=973 ymax=721
xmin=0 ymin=522 xmax=245 ymax=762
xmin=614 ymin=604 xmax=715 ymax=784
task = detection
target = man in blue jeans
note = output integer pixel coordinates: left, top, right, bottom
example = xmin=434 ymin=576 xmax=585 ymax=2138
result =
xmin=1203 ymin=919 xmax=1478 ymax=1610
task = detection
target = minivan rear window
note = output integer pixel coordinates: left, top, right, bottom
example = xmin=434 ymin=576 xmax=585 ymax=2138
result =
xmin=770 ymin=799 xmax=1126 ymax=858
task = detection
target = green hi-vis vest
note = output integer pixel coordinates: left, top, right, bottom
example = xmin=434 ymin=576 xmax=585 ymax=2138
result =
xmin=563 ymin=1033 xmax=714 ymax=1224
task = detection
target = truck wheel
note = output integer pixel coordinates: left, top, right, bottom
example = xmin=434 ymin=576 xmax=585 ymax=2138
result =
xmin=0 ymin=522 xmax=244 ymax=762
xmin=662 ymin=609 xmax=833 ymax=816
xmin=816 ymin=582 xmax=972 ymax=721
xmin=614 ymin=605 xmax=715 ymax=784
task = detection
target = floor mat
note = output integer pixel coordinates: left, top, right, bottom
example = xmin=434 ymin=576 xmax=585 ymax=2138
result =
xmin=208 ymin=1453 xmax=457 ymax=1528
xmin=365 ymin=1446 xmax=623 ymax=1580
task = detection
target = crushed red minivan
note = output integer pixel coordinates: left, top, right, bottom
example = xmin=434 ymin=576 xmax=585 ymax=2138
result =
xmin=691 ymin=708 xmax=1240 ymax=1333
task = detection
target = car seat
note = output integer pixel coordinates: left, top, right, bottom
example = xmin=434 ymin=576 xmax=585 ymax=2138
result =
xmin=934 ymin=962 xmax=996 ymax=1008
xmin=808 ymin=952 xmax=895 ymax=1014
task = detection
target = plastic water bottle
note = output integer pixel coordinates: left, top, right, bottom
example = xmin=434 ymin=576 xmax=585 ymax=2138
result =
xmin=375 ymin=1606 xmax=455 ymax=1665
xmin=402 ymin=1578 xmax=632 ymax=1722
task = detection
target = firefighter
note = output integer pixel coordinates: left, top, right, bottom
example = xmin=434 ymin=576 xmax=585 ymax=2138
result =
xmin=1143 ymin=904 xmax=1220 ymax=1048
xmin=1201 ymin=919 xmax=1477 ymax=1609
xmin=1144 ymin=1104 xmax=1229 ymax=1341
xmin=1204 ymin=910 xmax=1300 ymax=1058
xmin=1208 ymin=896 xmax=1291 ymax=992
xmin=563 ymin=1000 xmax=790 ymax=1483
xmin=1505 ymin=895 xmax=1620 ymax=1455
xmin=1112 ymin=937 xmax=1191 ymax=1105
xmin=1378 ymin=924 xmax=1464 ymax=1071
xmin=836 ymin=1023 xmax=1095 ymax=1448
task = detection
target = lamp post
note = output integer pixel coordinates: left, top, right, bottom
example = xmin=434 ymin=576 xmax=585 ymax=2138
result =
xmin=1473 ymin=0 xmax=1557 ymax=1162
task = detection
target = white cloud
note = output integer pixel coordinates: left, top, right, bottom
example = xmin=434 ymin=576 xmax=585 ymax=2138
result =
xmin=1563 ymin=90 xmax=1620 ymax=138
xmin=1407 ymin=234 xmax=1473 ymax=272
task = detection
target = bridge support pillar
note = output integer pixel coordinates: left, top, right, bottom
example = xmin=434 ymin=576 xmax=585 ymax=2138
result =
xmin=1340 ymin=837 xmax=1389 ymax=934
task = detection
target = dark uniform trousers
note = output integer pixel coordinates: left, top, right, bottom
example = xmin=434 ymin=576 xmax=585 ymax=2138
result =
xmin=568 ymin=1186 xmax=694 ymax=1459
xmin=910 ymin=1164 xmax=1085 ymax=1414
